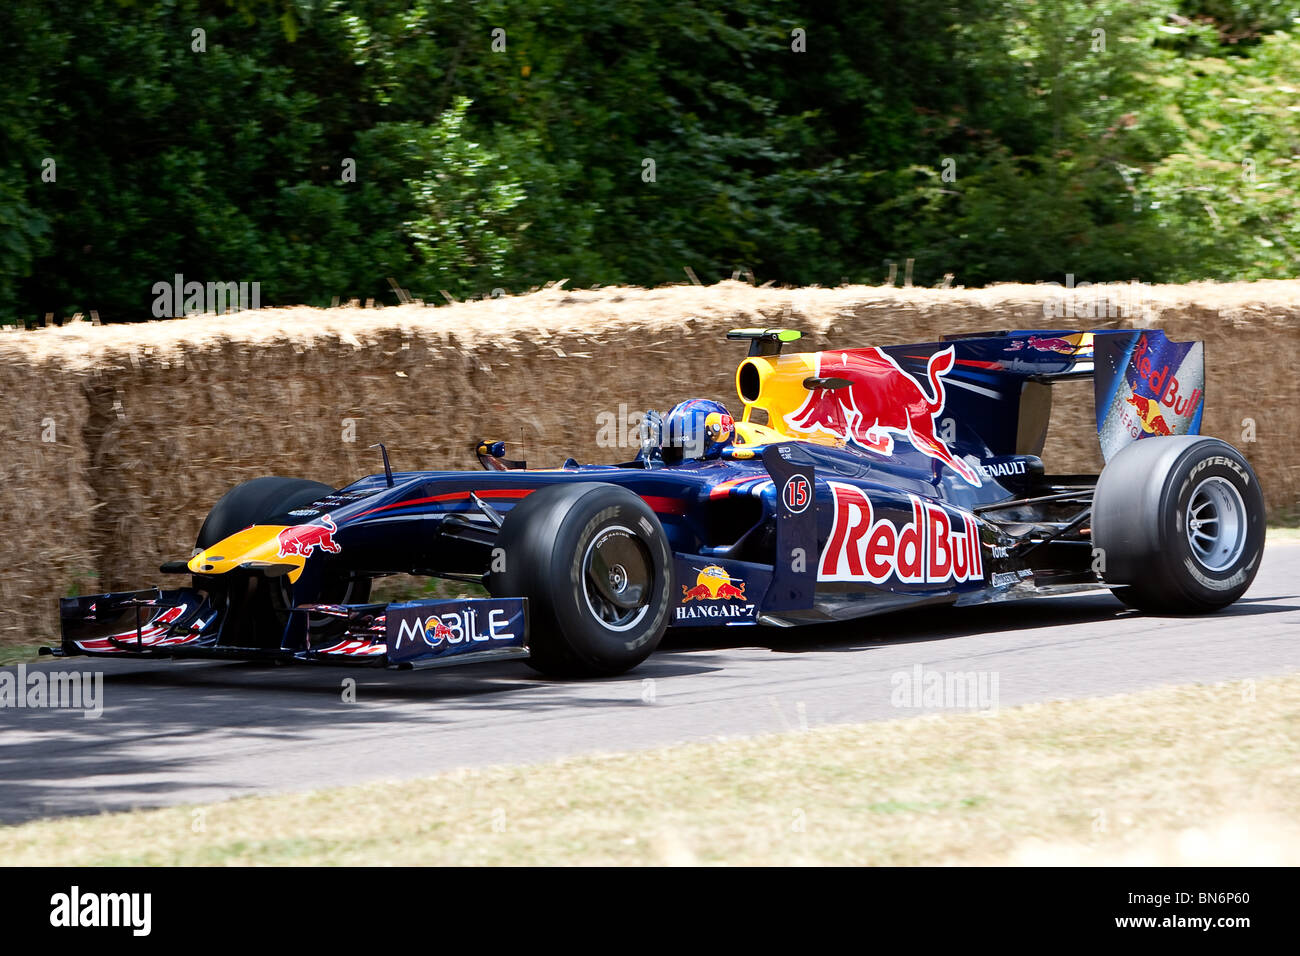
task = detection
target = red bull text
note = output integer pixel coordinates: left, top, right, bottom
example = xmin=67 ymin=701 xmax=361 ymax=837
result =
xmin=1103 ymin=332 xmax=1205 ymax=457
xmin=1131 ymin=334 xmax=1202 ymax=420
xmin=820 ymin=481 xmax=984 ymax=585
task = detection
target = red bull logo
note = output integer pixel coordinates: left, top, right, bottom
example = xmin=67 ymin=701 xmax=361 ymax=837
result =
xmin=681 ymin=565 xmax=748 ymax=602
xmin=1096 ymin=330 xmax=1205 ymax=459
xmin=421 ymin=615 xmax=456 ymax=647
xmin=784 ymin=346 xmax=982 ymax=487
xmin=706 ymin=411 xmax=735 ymax=444
xmin=1126 ymin=393 xmax=1172 ymax=436
xmin=820 ymin=481 xmax=983 ymax=585
xmin=276 ymin=515 xmax=342 ymax=558
xmin=1006 ymin=335 xmax=1078 ymax=355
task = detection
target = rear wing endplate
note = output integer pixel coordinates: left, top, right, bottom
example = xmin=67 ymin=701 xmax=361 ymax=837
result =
xmin=1092 ymin=330 xmax=1205 ymax=461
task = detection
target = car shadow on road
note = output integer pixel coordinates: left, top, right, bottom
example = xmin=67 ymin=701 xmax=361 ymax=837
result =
xmin=659 ymin=588 xmax=1300 ymax=656
xmin=0 ymin=650 xmax=720 ymax=825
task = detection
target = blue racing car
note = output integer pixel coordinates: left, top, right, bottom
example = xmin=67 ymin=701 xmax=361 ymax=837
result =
xmin=51 ymin=327 xmax=1264 ymax=677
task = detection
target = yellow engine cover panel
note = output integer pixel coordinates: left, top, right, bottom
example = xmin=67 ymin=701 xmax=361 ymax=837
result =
xmin=734 ymin=353 xmax=843 ymax=447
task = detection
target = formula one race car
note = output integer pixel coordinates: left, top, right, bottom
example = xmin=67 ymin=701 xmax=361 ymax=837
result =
xmin=51 ymin=327 xmax=1265 ymax=677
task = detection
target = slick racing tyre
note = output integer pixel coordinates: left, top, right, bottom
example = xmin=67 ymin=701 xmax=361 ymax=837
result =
xmin=197 ymin=476 xmax=336 ymax=549
xmin=489 ymin=483 xmax=673 ymax=678
xmin=196 ymin=477 xmax=369 ymax=643
xmin=1093 ymin=437 xmax=1264 ymax=613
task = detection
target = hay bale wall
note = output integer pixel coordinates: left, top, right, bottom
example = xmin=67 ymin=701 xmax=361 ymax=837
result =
xmin=0 ymin=349 xmax=97 ymax=645
xmin=1 ymin=280 xmax=1295 ymax=647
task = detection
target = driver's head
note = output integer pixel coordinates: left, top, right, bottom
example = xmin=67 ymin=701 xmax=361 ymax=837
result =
xmin=662 ymin=399 xmax=734 ymax=464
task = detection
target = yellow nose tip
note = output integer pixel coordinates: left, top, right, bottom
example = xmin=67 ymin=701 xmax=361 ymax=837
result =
xmin=187 ymin=525 xmax=307 ymax=583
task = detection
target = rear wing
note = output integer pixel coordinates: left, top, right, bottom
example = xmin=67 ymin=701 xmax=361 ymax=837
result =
xmin=1089 ymin=330 xmax=1204 ymax=460
xmin=934 ymin=329 xmax=1204 ymax=461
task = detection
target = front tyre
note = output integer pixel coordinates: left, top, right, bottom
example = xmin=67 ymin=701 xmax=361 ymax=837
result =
xmin=195 ymin=477 xmax=369 ymax=645
xmin=196 ymin=476 xmax=340 ymax=549
xmin=1093 ymin=437 xmax=1264 ymax=613
xmin=489 ymin=483 xmax=673 ymax=677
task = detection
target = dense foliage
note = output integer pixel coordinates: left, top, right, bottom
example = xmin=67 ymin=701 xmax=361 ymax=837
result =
xmin=1 ymin=0 xmax=1297 ymax=322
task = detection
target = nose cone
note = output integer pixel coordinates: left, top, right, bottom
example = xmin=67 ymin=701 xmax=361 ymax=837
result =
xmin=187 ymin=525 xmax=306 ymax=582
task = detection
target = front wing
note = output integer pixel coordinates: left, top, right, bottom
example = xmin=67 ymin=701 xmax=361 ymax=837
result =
xmin=49 ymin=590 xmax=530 ymax=669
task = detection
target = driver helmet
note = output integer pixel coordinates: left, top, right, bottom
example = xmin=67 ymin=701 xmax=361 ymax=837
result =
xmin=662 ymin=399 xmax=734 ymax=463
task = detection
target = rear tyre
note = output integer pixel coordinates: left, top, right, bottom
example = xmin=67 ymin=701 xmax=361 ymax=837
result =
xmin=489 ymin=483 xmax=673 ymax=677
xmin=1093 ymin=437 xmax=1264 ymax=613
xmin=195 ymin=477 xmax=369 ymax=643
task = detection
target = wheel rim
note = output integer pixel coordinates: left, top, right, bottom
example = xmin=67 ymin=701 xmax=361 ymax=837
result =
xmin=1185 ymin=476 xmax=1247 ymax=572
xmin=582 ymin=525 xmax=653 ymax=632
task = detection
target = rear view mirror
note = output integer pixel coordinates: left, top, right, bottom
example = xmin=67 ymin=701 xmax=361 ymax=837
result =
xmin=802 ymin=376 xmax=852 ymax=391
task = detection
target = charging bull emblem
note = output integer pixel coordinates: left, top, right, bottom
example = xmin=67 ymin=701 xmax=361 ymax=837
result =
xmin=681 ymin=565 xmax=747 ymax=602
xmin=784 ymin=346 xmax=982 ymax=486
xmin=276 ymin=515 xmax=342 ymax=558
xmin=1006 ymin=335 xmax=1078 ymax=355
xmin=1126 ymin=393 xmax=1173 ymax=436
xmin=423 ymin=615 xmax=456 ymax=647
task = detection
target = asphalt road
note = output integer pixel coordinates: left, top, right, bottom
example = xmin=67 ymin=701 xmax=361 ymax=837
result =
xmin=3 ymin=543 xmax=1297 ymax=825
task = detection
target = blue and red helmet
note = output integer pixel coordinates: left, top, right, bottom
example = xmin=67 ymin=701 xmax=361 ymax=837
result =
xmin=662 ymin=399 xmax=735 ymax=463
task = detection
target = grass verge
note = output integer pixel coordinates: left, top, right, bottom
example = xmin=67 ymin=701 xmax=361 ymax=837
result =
xmin=2 ymin=672 xmax=1297 ymax=866
xmin=0 ymin=643 xmax=48 ymax=666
